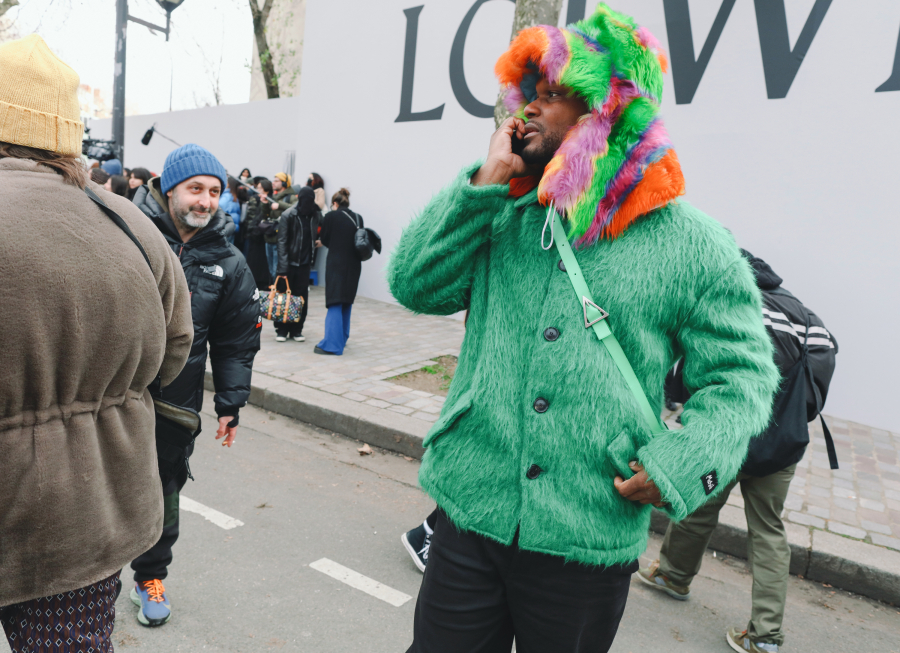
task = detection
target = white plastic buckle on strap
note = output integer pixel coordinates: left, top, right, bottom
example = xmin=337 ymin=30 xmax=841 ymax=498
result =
xmin=541 ymin=201 xmax=555 ymax=250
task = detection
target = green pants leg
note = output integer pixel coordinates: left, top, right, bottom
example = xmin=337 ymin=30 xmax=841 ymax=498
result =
xmin=742 ymin=465 xmax=795 ymax=646
xmin=657 ymin=465 xmax=796 ymax=647
xmin=658 ymin=476 xmax=738 ymax=587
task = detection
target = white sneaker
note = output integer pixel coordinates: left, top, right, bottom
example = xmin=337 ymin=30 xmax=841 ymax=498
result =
xmin=275 ymin=335 xmax=287 ymax=342
xmin=293 ymin=335 xmax=306 ymax=342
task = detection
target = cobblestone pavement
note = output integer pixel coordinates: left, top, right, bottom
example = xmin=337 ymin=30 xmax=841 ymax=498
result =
xmin=252 ymin=287 xmax=461 ymax=422
xmin=253 ymin=287 xmax=900 ymax=553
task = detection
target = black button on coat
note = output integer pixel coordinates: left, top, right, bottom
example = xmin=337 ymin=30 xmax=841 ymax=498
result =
xmin=543 ymin=327 xmax=560 ymax=341
xmin=533 ymin=397 xmax=549 ymax=413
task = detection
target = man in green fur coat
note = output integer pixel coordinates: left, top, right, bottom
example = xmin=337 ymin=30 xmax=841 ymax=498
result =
xmin=388 ymin=6 xmax=779 ymax=653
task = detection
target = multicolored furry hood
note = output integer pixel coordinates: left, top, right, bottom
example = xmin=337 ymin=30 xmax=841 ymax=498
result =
xmin=496 ymin=3 xmax=685 ymax=246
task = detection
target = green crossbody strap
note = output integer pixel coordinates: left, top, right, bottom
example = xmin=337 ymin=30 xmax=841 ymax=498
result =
xmin=550 ymin=211 xmax=667 ymax=434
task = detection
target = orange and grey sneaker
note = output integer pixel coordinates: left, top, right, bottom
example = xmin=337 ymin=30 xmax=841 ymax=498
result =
xmin=130 ymin=579 xmax=171 ymax=627
xmin=726 ymin=627 xmax=779 ymax=652
xmin=635 ymin=559 xmax=690 ymax=600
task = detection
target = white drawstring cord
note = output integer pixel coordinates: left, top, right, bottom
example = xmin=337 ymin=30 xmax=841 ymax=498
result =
xmin=541 ymin=201 xmax=555 ymax=250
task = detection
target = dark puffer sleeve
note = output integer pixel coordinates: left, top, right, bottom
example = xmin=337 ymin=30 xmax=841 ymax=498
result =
xmin=208 ymin=256 xmax=262 ymax=417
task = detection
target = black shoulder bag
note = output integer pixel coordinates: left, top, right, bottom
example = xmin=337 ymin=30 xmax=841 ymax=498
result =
xmin=342 ymin=209 xmax=382 ymax=261
xmin=84 ymin=187 xmax=201 ymax=487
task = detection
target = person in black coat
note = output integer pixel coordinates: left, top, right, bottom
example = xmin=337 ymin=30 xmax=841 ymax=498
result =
xmin=274 ymin=184 xmax=320 ymax=342
xmin=315 ymin=187 xmax=363 ymax=355
xmin=244 ymin=178 xmax=276 ymax=291
xmin=130 ymin=153 xmax=261 ymax=624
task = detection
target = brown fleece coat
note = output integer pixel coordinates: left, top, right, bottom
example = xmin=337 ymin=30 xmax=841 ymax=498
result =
xmin=0 ymin=158 xmax=193 ymax=605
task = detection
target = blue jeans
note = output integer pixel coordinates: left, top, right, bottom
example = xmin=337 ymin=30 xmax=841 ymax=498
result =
xmin=265 ymin=242 xmax=278 ymax=283
xmin=317 ymin=304 xmax=352 ymax=355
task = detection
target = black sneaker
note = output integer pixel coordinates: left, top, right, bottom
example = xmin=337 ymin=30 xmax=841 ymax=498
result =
xmin=401 ymin=523 xmax=431 ymax=573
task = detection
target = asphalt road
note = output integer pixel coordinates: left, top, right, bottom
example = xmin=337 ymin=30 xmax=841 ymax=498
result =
xmin=6 ymin=399 xmax=898 ymax=652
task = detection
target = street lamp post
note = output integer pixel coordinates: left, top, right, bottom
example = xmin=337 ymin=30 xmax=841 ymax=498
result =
xmin=112 ymin=0 xmax=128 ymax=165
xmin=110 ymin=0 xmax=185 ymax=166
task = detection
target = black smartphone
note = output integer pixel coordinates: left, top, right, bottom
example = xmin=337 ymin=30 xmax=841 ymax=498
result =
xmin=511 ymin=130 xmax=526 ymax=156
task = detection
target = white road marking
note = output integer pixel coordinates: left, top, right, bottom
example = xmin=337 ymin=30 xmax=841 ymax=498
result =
xmin=180 ymin=496 xmax=244 ymax=530
xmin=309 ymin=558 xmax=412 ymax=607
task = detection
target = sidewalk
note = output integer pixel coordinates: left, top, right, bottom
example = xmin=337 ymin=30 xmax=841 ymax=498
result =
xmin=211 ymin=287 xmax=900 ymax=603
xmin=251 ymin=287 xmax=459 ymax=423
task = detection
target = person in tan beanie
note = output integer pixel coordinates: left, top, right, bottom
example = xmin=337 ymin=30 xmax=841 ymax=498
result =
xmin=0 ymin=34 xmax=193 ymax=652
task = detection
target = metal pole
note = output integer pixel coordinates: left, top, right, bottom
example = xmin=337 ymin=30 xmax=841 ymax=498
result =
xmin=112 ymin=0 xmax=128 ymax=165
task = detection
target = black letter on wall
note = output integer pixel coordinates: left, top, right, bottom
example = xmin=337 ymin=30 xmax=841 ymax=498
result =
xmin=753 ymin=0 xmax=832 ymax=99
xmin=396 ymin=6 xmax=445 ymax=122
xmin=663 ymin=0 xmax=737 ymax=105
xmin=565 ymin=0 xmax=586 ymax=26
xmin=450 ymin=0 xmax=515 ymax=119
xmin=876 ymin=22 xmax=900 ymax=92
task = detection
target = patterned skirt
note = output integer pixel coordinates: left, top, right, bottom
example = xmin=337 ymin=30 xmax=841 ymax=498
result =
xmin=1 ymin=571 xmax=121 ymax=653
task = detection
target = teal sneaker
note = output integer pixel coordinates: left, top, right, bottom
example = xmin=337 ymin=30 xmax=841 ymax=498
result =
xmin=636 ymin=559 xmax=690 ymax=600
xmin=130 ymin=579 xmax=171 ymax=627
xmin=727 ymin=628 xmax=779 ymax=652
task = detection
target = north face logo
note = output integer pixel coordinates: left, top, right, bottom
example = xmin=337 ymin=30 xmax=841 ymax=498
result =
xmin=201 ymin=264 xmax=224 ymax=278
xmin=701 ymin=470 xmax=719 ymax=495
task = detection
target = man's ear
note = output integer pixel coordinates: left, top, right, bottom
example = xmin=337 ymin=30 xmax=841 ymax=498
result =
xmin=167 ymin=189 xmax=173 ymax=199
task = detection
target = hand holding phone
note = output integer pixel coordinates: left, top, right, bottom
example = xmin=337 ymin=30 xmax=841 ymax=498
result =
xmin=472 ymin=117 xmax=538 ymax=187
xmin=510 ymin=127 xmax=526 ymax=156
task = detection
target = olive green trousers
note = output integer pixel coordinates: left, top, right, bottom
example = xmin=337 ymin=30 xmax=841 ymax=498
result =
xmin=658 ymin=464 xmax=797 ymax=646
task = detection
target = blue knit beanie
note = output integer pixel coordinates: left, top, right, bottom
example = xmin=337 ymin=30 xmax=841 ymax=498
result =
xmin=100 ymin=158 xmax=122 ymax=176
xmin=160 ymin=143 xmax=227 ymax=194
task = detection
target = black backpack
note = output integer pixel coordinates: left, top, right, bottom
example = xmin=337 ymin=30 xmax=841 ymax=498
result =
xmin=740 ymin=255 xmax=839 ymax=477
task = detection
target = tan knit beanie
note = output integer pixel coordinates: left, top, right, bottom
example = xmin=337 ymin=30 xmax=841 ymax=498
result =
xmin=0 ymin=34 xmax=83 ymax=156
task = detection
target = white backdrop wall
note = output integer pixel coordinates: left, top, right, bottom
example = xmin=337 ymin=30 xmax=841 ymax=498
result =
xmin=99 ymin=0 xmax=900 ymax=431
xmin=88 ymin=97 xmax=302 ymax=185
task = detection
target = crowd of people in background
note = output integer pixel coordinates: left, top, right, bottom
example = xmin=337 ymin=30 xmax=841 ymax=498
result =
xmin=87 ymin=156 xmax=369 ymax=355
xmin=0 ymin=21 xmax=844 ymax=653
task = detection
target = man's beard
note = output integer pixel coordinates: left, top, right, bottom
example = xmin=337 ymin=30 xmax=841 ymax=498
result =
xmin=171 ymin=193 xmax=212 ymax=230
xmin=521 ymin=124 xmax=568 ymax=167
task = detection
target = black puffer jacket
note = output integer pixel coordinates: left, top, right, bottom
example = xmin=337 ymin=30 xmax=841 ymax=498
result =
xmin=277 ymin=186 xmax=319 ymax=274
xmin=133 ymin=179 xmax=261 ymax=418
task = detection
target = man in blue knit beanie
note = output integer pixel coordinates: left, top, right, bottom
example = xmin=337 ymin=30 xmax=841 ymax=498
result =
xmin=129 ymin=144 xmax=262 ymax=627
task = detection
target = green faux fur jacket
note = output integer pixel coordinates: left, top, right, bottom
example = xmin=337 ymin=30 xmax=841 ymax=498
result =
xmin=388 ymin=163 xmax=779 ymax=567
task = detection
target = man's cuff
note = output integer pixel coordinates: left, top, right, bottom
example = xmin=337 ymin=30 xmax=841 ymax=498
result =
xmin=462 ymin=160 xmax=510 ymax=195
xmin=637 ymin=449 xmax=688 ymax=522
xmin=215 ymin=404 xmax=240 ymax=421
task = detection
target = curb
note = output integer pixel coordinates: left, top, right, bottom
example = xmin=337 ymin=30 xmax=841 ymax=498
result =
xmin=649 ymin=501 xmax=900 ymax=605
xmin=206 ymin=371 xmax=427 ymax=460
xmin=220 ymin=371 xmax=900 ymax=605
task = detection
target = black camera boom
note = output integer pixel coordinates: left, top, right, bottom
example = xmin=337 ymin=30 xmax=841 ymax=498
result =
xmin=82 ymin=137 xmax=119 ymax=163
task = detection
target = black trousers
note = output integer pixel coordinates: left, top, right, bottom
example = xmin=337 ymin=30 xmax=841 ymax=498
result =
xmin=274 ymin=264 xmax=310 ymax=337
xmin=407 ymin=510 xmax=636 ymax=653
xmin=131 ymin=464 xmax=189 ymax=582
